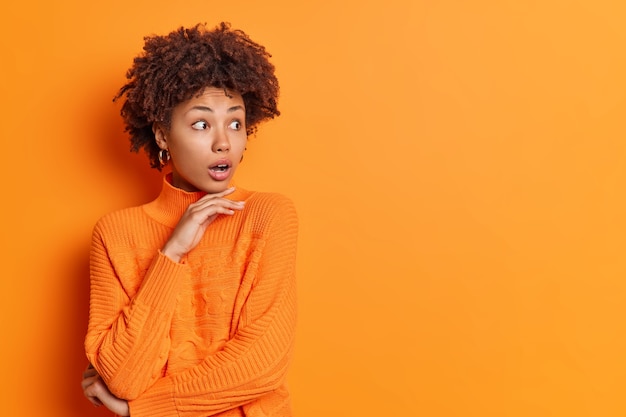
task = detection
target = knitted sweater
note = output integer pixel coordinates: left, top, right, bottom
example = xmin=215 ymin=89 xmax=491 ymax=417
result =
xmin=85 ymin=175 xmax=298 ymax=417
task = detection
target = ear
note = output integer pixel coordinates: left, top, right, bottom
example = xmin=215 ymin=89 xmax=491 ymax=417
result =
xmin=153 ymin=123 xmax=168 ymax=149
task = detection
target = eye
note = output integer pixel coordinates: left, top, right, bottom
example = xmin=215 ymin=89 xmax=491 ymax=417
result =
xmin=192 ymin=121 xmax=208 ymax=130
xmin=229 ymin=120 xmax=242 ymax=131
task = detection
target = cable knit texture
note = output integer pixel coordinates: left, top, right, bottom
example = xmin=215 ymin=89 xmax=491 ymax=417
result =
xmin=85 ymin=175 xmax=298 ymax=416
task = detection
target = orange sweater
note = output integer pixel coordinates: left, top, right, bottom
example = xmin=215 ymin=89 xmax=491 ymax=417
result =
xmin=85 ymin=175 xmax=298 ymax=416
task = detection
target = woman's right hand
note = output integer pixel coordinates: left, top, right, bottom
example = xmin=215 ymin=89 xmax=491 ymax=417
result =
xmin=82 ymin=364 xmax=130 ymax=416
xmin=162 ymin=187 xmax=245 ymax=262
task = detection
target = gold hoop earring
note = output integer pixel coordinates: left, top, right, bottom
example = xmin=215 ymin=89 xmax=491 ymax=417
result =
xmin=158 ymin=149 xmax=170 ymax=167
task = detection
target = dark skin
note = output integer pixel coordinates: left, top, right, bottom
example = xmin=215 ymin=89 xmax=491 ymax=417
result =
xmin=82 ymin=188 xmax=245 ymax=414
xmin=116 ymin=22 xmax=280 ymax=170
xmin=82 ymin=93 xmax=247 ymax=413
xmin=83 ymin=22 xmax=279 ymax=414
xmin=82 ymin=364 xmax=129 ymax=415
xmin=82 ymin=186 xmax=245 ymax=414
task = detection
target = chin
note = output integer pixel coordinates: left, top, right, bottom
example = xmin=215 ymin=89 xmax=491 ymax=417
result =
xmin=199 ymin=180 xmax=234 ymax=194
xmin=205 ymin=184 xmax=230 ymax=193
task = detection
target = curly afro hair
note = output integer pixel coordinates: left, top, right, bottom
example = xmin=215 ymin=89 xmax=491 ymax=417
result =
xmin=114 ymin=22 xmax=280 ymax=170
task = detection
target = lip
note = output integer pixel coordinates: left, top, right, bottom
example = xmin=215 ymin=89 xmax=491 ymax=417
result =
xmin=208 ymin=158 xmax=233 ymax=181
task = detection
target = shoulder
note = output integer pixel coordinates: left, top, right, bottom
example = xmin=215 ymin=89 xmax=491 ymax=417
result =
xmin=243 ymin=191 xmax=298 ymax=234
xmin=91 ymin=205 xmax=148 ymax=241
xmin=246 ymin=191 xmax=297 ymax=216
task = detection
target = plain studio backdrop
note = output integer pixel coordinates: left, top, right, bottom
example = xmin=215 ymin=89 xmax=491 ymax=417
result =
xmin=1 ymin=1 xmax=625 ymax=415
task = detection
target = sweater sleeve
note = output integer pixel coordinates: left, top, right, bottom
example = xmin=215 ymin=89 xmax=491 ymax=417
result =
xmin=128 ymin=196 xmax=299 ymax=417
xmin=84 ymin=217 xmax=189 ymax=400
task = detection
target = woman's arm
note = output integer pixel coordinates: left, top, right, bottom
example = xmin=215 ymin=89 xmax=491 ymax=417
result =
xmin=82 ymin=364 xmax=130 ymax=416
xmin=85 ymin=224 xmax=187 ymax=399
xmin=129 ymin=195 xmax=299 ymax=417
xmin=85 ymin=190 xmax=246 ymax=400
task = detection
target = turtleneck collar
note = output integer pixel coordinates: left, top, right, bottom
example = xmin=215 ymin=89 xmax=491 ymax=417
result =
xmin=142 ymin=173 xmax=247 ymax=228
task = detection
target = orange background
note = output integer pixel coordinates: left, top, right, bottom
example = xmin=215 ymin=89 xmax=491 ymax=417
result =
xmin=1 ymin=1 xmax=625 ymax=416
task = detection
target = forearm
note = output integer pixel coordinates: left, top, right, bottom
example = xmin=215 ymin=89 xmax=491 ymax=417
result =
xmin=130 ymin=264 xmax=297 ymax=416
xmin=86 ymin=248 xmax=187 ymax=399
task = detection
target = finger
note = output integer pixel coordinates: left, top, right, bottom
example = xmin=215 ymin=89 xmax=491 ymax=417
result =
xmin=197 ymin=202 xmax=245 ymax=220
xmin=86 ymin=395 xmax=103 ymax=407
xmin=83 ymin=367 xmax=98 ymax=379
xmin=85 ymin=391 xmax=104 ymax=407
xmin=84 ymin=380 xmax=105 ymax=407
xmin=192 ymin=197 xmax=245 ymax=213
xmin=189 ymin=197 xmax=245 ymax=214
xmin=198 ymin=186 xmax=236 ymax=201
xmin=81 ymin=375 xmax=99 ymax=390
xmin=212 ymin=206 xmax=241 ymax=217
xmin=216 ymin=186 xmax=236 ymax=197
xmin=86 ymin=380 xmax=129 ymax=416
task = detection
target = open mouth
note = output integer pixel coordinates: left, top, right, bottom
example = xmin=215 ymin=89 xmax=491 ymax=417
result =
xmin=211 ymin=164 xmax=230 ymax=172
xmin=208 ymin=160 xmax=233 ymax=181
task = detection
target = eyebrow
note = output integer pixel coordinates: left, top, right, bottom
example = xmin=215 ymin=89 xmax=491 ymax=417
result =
xmin=186 ymin=105 xmax=245 ymax=114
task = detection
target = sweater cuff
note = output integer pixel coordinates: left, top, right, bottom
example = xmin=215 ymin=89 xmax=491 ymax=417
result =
xmin=129 ymin=377 xmax=176 ymax=417
xmin=134 ymin=251 xmax=187 ymax=312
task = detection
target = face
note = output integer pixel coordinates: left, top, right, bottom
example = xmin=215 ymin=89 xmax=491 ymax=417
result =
xmin=154 ymin=87 xmax=247 ymax=193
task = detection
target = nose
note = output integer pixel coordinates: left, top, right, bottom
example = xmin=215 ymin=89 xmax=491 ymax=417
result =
xmin=212 ymin=129 xmax=230 ymax=153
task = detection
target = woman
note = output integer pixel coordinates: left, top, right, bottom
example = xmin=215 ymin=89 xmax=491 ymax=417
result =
xmin=81 ymin=22 xmax=298 ymax=417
